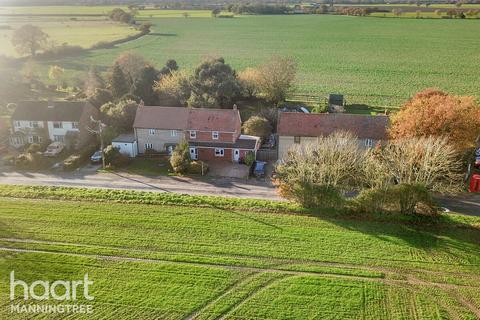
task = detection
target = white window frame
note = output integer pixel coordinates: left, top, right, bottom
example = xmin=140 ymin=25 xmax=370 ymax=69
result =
xmin=11 ymin=136 xmax=22 ymax=145
xmin=72 ymin=122 xmax=79 ymax=129
xmin=53 ymin=122 xmax=63 ymax=129
xmin=148 ymin=129 xmax=156 ymax=136
xmin=190 ymin=130 xmax=197 ymax=139
xmin=365 ymin=139 xmax=374 ymax=148
xmin=294 ymin=136 xmax=301 ymax=144
xmin=30 ymin=121 xmax=39 ymax=128
xmin=170 ymin=130 xmax=177 ymax=137
xmin=53 ymin=135 xmax=64 ymax=142
xmin=14 ymin=121 xmax=21 ymax=128
xmin=145 ymin=143 xmax=153 ymax=150
xmin=214 ymin=148 xmax=225 ymax=157
xmin=212 ymin=131 xmax=219 ymax=140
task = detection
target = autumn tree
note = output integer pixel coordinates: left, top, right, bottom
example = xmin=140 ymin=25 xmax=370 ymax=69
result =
xmin=238 ymin=67 xmax=261 ymax=98
xmin=256 ymin=56 xmax=296 ymax=105
xmin=242 ymin=116 xmax=272 ymax=141
xmin=48 ymin=65 xmax=64 ymax=88
xmin=114 ymin=51 xmax=150 ymax=87
xmin=154 ymin=70 xmax=191 ymax=106
xmin=11 ymin=25 xmax=49 ymax=57
xmin=100 ymin=100 xmax=138 ymax=132
xmin=390 ymin=89 xmax=480 ymax=150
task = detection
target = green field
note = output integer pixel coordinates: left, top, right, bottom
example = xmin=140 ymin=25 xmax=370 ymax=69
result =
xmin=0 ymin=188 xmax=479 ymax=318
xmin=0 ymin=15 xmax=137 ymax=57
xmin=1 ymin=7 xmax=480 ymax=106
xmin=38 ymin=14 xmax=479 ymax=107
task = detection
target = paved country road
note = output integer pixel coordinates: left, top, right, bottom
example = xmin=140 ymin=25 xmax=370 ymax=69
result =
xmin=0 ymin=168 xmax=478 ymax=216
xmin=0 ymin=167 xmax=281 ymax=200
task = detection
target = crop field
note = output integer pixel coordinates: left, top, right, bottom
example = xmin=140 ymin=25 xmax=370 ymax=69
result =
xmin=36 ymin=14 xmax=479 ymax=107
xmin=0 ymin=15 xmax=137 ymax=57
xmin=0 ymin=190 xmax=479 ymax=319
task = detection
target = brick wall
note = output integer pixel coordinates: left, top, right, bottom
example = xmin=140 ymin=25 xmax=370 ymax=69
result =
xmin=198 ymin=147 xmax=233 ymax=161
xmin=186 ymin=130 xmax=238 ymax=143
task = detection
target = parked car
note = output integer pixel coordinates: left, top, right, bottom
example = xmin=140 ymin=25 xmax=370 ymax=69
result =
xmin=252 ymin=161 xmax=266 ymax=178
xmin=43 ymin=142 xmax=65 ymax=157
xmin=90 ymin=150 xmax=103 ymax=164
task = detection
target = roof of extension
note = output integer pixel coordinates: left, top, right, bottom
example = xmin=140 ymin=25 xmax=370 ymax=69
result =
xmin=189 ymin=135 xmax=259 ymax=150
xmin=133 ymin=106 xmax=242 ymax=132
xmin=11 ymin=101 xmax=93 ymax=122
xmin=112 ymin=133 xmax=136 ymax=143
xmin=277 ymin=112 xmax=389 ymax=140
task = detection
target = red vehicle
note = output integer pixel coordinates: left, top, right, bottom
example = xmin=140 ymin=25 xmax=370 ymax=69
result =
xmin=469 ymin=174 xmax=480 ymax=193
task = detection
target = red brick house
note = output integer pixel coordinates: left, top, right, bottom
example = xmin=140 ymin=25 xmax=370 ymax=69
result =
xmin=133 ymin=106 xmax=260 ymax=162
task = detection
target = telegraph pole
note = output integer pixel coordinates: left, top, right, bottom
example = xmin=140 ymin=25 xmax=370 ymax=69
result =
xmin=87 ymin=116 xmax=106 ymax=169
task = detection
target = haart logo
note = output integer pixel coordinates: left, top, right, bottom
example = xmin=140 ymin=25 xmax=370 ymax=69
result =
xmin=9 ymin=271 xmax=94 ymax=314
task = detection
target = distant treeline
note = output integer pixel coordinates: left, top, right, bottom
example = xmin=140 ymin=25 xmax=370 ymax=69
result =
xmin=2 ymin=0 xmax=480 ymax=7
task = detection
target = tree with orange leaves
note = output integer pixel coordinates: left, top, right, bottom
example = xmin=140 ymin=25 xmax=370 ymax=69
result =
xmin=389 ymin=89 xmax=480 ymax=150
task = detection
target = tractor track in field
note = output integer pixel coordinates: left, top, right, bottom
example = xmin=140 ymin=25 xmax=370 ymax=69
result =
xmin=217 ymin=274 xmax=290 ymax=320
xmin=1 ymin=245 xmax=478 ymax=292
xmin=184 ymin=272 xmax=259 ymax=320
xmin=2 ymin=241 xmax=480 ymax=318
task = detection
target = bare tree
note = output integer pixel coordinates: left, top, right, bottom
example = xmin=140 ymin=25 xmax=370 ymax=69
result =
xmin=274 ymin=131 xmax=363 ymax=207
xmin=114 ymin=51 xmax=150 ymax=86
xmin=256 ymin=56 xmax=296 ymax=105
xmin=360 ymin=136 xmax=463 ymax=215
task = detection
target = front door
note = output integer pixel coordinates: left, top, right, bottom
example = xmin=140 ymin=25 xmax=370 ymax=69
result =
xmin=233 ymin=149 xmax=240 ymax=162
xmin=189 ymin=147 xmax=198 ymax=160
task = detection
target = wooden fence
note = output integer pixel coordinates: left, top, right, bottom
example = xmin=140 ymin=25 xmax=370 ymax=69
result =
xmin=256 ymin=148 xmax=278 ymax=162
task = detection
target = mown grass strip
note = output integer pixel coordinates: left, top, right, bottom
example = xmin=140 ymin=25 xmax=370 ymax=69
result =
xmin=0 ymin=184 xmax=479 ymax=228
xmin=0 ymin=184 xmax=303 ymax=213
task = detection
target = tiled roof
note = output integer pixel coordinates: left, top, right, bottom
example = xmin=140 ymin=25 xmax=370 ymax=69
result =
xmin=11 ymin=101 xmax=92 ymax=122
xmin=187 ymin=108 xmax=241 ymax=132
xmin=133 ymin=106 xmax=241 ymax=133
xmin=277 ymin=112 xmax=389 ymax=140
xmin=189 ymin=135 xmax=258 ymax=150
xmin=133 ymin=106 xmax=189 ymax=130
xmin=112 ymin=133 xmax=136 ymax=143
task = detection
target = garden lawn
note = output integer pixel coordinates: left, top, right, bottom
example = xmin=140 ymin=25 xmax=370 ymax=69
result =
xmin=0 ymin=190 xmax=479 ymax=319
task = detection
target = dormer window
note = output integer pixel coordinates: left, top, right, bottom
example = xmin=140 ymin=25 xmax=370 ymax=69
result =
xmin=148 ymin=129 xmax=156 ymax=135
xmin=212 ymin=131 xmax=219 ymax=140
xmin=190 ymin=130 xmax=197 ymax=139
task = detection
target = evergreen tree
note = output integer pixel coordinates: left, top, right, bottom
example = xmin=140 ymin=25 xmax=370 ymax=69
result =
xmin=132 ymin=66 xmax=158 ymax=105
xmin=110 ymin=63 xmax=129 ymax=99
